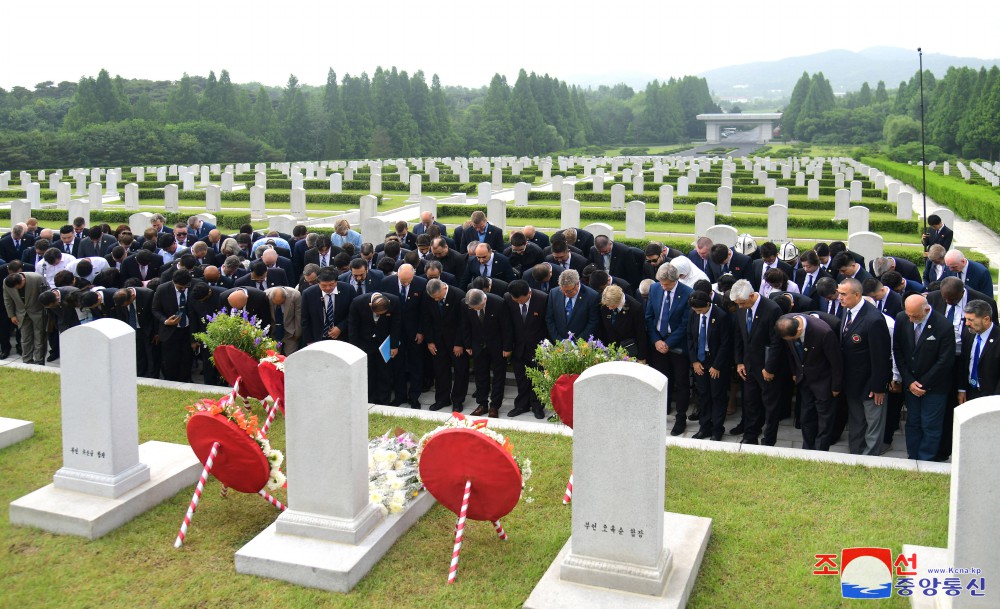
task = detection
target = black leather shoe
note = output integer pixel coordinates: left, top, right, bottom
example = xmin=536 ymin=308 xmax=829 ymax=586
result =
xmin=729 ymin=423 xmax=744 ymax=435
xmin=409 ymin=400 xmax=421 ymax=409
xmin=742 ymin=437 xmax=759 ymax=445
xmin=46 ymin=353 xmax=59 ymax=362
xmin=388 ymin=399 xmax=405 ymax=407
xmin=670 ymin=420 xmax=686 ymax=436
xmin=507 ymin=407 xmax=530 ymax=417
xmin=687 ymin=411 xmax=700 ymax=421
xmin=452 ymin=404 xmax=464 ymax=413
xmin=429 ymin=402 xmax=448 ymax=411
xmin=533 ymin=408 xmax=546 ymax=419
xmin=711 ymin=434 xmax=723 ymax=441
xmin=691 ymin=431 xmax=711 ymax=440
xmin=0 ymin=351 xmax=10 ymax=360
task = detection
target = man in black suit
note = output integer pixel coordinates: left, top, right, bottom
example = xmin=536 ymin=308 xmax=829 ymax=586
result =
xmin=413 ymin=211 xmax=447 ymax=238
xmin=120 ymin=249 xmax=163 ymax=284
xmin=957 ymin=299 xmax=1000 ymax=403
xmin=56 ymin=225 xmax=80 ymax=257
xmin=750 ymin=242 xmax=794 ymax=292
xmin=794 ymin=250 xmax=832 ymax=298
xmin=504 ymin=280 xmax=549 ymax=418
xmin=429 ymin=237 xmax=467 ymax=280
xmin=589 ymin=235 xmax=643 ymax=290
xmin=219 ymin=286 xmax=273 ymax=331
xmin=730 ymin=279 xmax=783 ymax=445
xmin=299 ymin=267 xmax=355 ymax=345
xmin=894 ymin=294 xmax=956 ymax=460
xmin=709 ymin=243 xmax=752 ymax=282
xmin=188 ymin=282 xmax=226 ymax=384
xmin=831 ymin=252 xmax=872 ymax=285
xmin=686 ymin=237 xmax=714 ymax=279
xmin=461 ymin=289 xmax=511 ymax=418
xmin=460 ymin=210 xmax=505 ymax=253
xmin=545 ymin=269 xmax=600 ymax=341
xmin=588 ymin=270 xmax=632 ymax=302
xmin=522 ymin=225 xmax=550 ymax=250
xmin=555 ymin=227 xmax=595 ymax=256
xmin=837 ymin=277 xmax=893 ymax=456
xmin=547 ymin=240 xmax=588 ymax=274
xmin=421 ymin=278 xmax=469 ymax=412
xmin=260 ymin=248 xmax=295 ymax=283
xmin=339 ymin=258 xmax=384 ymax=297
xmin=463 ymin=243 xmax=515 ymax=287
xmin=871 ymin=256 xmax=922 ymax=285
xmin=862 ymin=278 xmax=903 ymax=318
xmin=777 ymin=313 xmax=843 ymax=450
xmin=151 ymin=269 xmax=194 ymax=382
xmin=0 ymin=225 xmax=34 ymax=263
xmin=504 ymin=231 xmax=545 ymax=277
xmin=349 ymin=291 xmax=402 ymax=405
xmin=380 ymin=264 xmax=427 ymax=408
xmin=22 ymin=238 xmax=48 ymax=268
xmin=524 ymin=262 xmax=564 ymax=293
xmin=112 ymin=286 xmax=157 ymax=377
xmin=686 ymin=291 xmax=733 ymax=440
xmin=423 ymin=259 xmax=458 ymax=288
xmin=303 ymin=236 xmax=341 ymax=269
xmin=921 ymin=214 xmax=954 ymax=252
xmin=812 ymin=277 xmax=843 ymax=318
xmin=235 ymin=261 xmax=288 ymax=291
xmin=77 ymin=226 xmax=117 ymax=258
xmin=105 ymin=246 xmax=128 ymax=273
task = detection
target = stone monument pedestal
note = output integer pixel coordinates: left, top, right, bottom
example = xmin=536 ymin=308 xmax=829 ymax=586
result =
xmin=0 ymin=417 xmax=33 ymax=450
xmin=525 ymin=512 xmax=711 ymax=609
xmin=10 ymin=441 xmax=201 ymax=539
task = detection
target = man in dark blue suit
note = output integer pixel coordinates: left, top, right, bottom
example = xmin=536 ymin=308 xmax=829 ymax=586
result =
xmin=524 ymin=262 xmax=564 ymax=293
xmin=413 ymin=211 xmax=447 ymax=238
xmin=871 ymin=255 xmax=923 ymax=285
xmin=339 ymin=258 xmax=385 ymax=297
xmin=460 ymin=210 xmax=504 ymax=253
xmin=945 ymin=249 xmax=993 ymax=296
xmin=0 ymin=225 xmax=34 ymax=263
xmin=687 ymin=291 xmax=733 ymax=440
xmin=588 ymin=235 xmax=643 ymax=291
xmin=708 ymin=243 xmax=751 ymax=282
xmin=379 ymin=264 xmax=427 ymax=408
xmin=837 ymin=277 xmax=893 ymax=456
xmin=463 ymin=243 xmax=515 ymax=287
xmin=522 ymin=225 xmax=550 ymax=250
xmin=348 ymin=291 xmax=402 ymax=405
xmin=300 ymin=267 xmax=356 ymax=344
xmin=730 ymin=279 xmax=784 ymax=445
xmin=863 ymin=278 xmax=904 ymax=318
xmin=686 ymin=237 xmax=714 ymax=280
xmin=923 ymin=244 xmax=954 ymax=288
xmin=187 ymin=215 xmax=216 ymax=241
xmin=544 ymin=269 xmax=599 ymax=341
xmin=812 ymin=277 xmax=844 ymax=318
xmin=645 ymin=262 xmax=694 ymax=435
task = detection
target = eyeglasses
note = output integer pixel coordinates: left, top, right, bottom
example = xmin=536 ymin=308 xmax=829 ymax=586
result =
xmin=176 ymin=232 xmax=187 ymax=237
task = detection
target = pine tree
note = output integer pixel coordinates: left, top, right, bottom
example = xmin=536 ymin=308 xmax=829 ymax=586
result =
xmin=166 ymin=74 xmax=199 ymax=124
xmin=874 ymin=81 xmax=888 ymax=103
xmin=510 ymin=69 xmax=547 ymax=154
xmin=281 ymin=74 xmax=310 ymax=160
xmin=782 ymin=72 xmax=811 ymax=139
xmin=322 ymin=68 xmax=349 ymax=158
xmin=477 ymin=74 xmax=512 ymax=154
xmin=248 ymin=85 xmax=279 ymax=146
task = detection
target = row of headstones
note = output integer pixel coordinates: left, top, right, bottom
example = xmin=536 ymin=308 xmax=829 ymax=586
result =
xmin=970 ymin=161 xmax=1000 ymax=187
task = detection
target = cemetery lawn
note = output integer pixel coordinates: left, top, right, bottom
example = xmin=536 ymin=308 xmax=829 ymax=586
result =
xmin=0 ymin=368 xmax=948 ymax=608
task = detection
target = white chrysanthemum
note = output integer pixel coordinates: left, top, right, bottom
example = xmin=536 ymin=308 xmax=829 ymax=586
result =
xmin=389 ymin=500 xmax=405 ymax=514
xmin=267 ymin=449 xmax=283 ymax=468
xmin=259 ymin=438 xmax=271 ymax=453
xmin=389 ymin=478 xmax=404 ymax=490
xmin=391 ymin=490 xmax=406 ymax=504
xmin=399 ymin=449 xmax=412 ymax=461
xmin=370 ymin=491 xmax=384 ymax=505
xmin=267 ymin=470 xmax=286 ymax=491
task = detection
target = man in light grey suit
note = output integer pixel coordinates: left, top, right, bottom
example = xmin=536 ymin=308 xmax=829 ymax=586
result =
xmin=3 ymin=272 xmax=48 ymax=364
xmin=266 ymin=285 xmax=302 ymax=355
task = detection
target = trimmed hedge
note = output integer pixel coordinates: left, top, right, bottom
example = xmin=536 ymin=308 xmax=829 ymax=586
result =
xmin=126 ymin=189 xmax=382 ymax=206
xmin=525 ymin=191 xmax=896 ymax=213
xmin=0 ymin=209 xmax=251 ymax=230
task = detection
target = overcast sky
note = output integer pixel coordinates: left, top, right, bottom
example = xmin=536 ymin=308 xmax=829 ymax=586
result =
xmin=4 ymin=0 xmax=998 ymax=90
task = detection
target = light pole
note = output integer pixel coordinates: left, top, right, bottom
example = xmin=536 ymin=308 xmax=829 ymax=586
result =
xmin=918 ymin=47 xmax=928 ymax=242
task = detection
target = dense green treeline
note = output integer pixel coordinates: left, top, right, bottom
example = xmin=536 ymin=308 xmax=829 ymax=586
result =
xmin=0 ymin=67 xmax=717 ymax=168
xmin=782 ymin=66 xmax=1000 ymax=161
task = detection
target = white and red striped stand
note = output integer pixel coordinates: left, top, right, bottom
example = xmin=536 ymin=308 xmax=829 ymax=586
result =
xmin=447 ymin=479 xmax=472 ymax=584
xmin=174 ymin=441 xmax=220 ymax=548
xmin=563 ymin=472 xmax=574 ymax=505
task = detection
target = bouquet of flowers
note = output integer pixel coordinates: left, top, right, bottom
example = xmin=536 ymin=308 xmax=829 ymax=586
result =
xmin=417 ymin=414 xmax=533 ymax=503
xmin=194 ymin=307 xmax=278 ymax=365
xmin=185 ymin=396 xmax=286 ymax=491
xmin=368 ymin=429 xmax=422 ymax=516
xmin=258 ymin=350 xmax=286 ymax=372
xmin=526 ymin=336 xmax=634 ymax=410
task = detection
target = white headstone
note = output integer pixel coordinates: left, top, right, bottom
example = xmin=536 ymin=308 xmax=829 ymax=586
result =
xmin=659 ymin=184 xmax=674 ymax=213
xmin=847 ymin=206 xmax=869 ymax=235
xmin=11 ymin=200 xmax=31 ymax=228
xmin=704 ymin=224 xmax=738 ymax=248
xmin=632 ymin=176 xmax=644 ymax=195
xmin=250 ymin=186 xmax=267 ymax=221
xmin=255 ymin=172 xmax=267 ymax=189
xmin=105 ymin=170 xmax=118 ymax=195
xmin=848 ymin=232 xmax=883 ymax=263
xmin=182 ymin=172 xmax=195 ymax=192
xmin=205 ymin=185 xmax=222 ymax=214
xmin=676 ymin=176 xmax=689 ymax=197
xmin=329 ymin=173 xmax=342 ymax=194
xmin=561 ymin=182 xmax=575 ymax=204
xmin=268 ymin=214 xmax=297 ymax=235
xmin=936 ymin=208 xmax=956 ymax=231
xmin=774 ymin=186 xmax=789 ymax=207
xmin=551 ymin=176 xmax=563 ymax=195
xmin=57 ymin=182 xmax=71 ymax=206
xmin=344 ymin=167 xmax=354 ymax=181
xmin=419 ymin=196 xmax=437 ymax=219
xmin=795 ymin=172 xmax=805 ymax=187
xmin=583 ymin=223 xmax=614 ymax=241
xmin=76 ymin=172 xmax=87 ymax=196
xmin=200 ymin=166 xmax=210 ymax=187
xmin=26 ymin=183 xmax=40 ymax=209
xmin=768 ymin=205 xmax=788 ymax=243
xmin=88 ymin=182 xmax=103 ymax=210
xmin=764 ymin=178 xmax=776 ymax=198
xmin=874 ymin=174 xmax=885 ymax=190
xmin=887 ymin=181 xmax=900 ymax=203
xmin=128 ymin=212 xmax=154 ymax=236
xmin=807 ymin=179 xmax=820 ymax=200
xmin=695 ymin=202 xmax=715 ymax=237
xmin=592 ymin=175 xmax=605 ymax=193
xmin=834 ymin=189 xmax=850 ymax=220
xmin=835 ymin=173 xmax=845 ymax=189
xmin=156 ymin=167 xmax=166 ymax=182
xmin=409 ymin=175 xmax=422 ymax=199
xmin=124 ymin=183 xmax=139 ymax=211
xmin=849 ymin=180 xmax=862 ymax=202
xmin=625 ymin=201 xmax=646 ymax=239
xmin=487 ymin=198 xmax=507 ymax=232
xmin=896 ymin=191 xmax=913 ymax=220
xmin=371 ymin=173 xmax=385 ymax=197
xmin=610 ymin=184 xmax=626 ymax=211
xmin=291 ymin=172 xmax=304 ymax=191
xmin=561 ymin=199 xmax=580 ymax=230
xmin=477 ymin=182 xmax=491 ymax=207
xmin=164 ymin=184 xmax=179 ymax=213
xmin=491 ymin=168 xmax=502 ymax=190
xmin=514 ymin=182 xmax=530 ymax=207
xmin=716 ymin=186 xmax=732 ymax=216
xmin=359 ymin=194 xmax=378 ymax=227
xmin=290 ymin=188 xmax=307 ymax=221
xmin=361 ymin=217 xmax=389 ymax=245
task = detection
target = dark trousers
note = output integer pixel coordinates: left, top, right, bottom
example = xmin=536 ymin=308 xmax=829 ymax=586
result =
xmin=742 ymin=369 xmax=781 ymax=444
xmin=197 ymin=344 xmax=221 ymax=385
xmin=48 ymin=328 xmax=60 ymax=358
xmin=799 ymin=383 xmax=836 ymax=450
xmin=883 ymin=391 xmax=904 ymax=445
xmin=472 ymin=348 xmax=506 ymax=408
xmin=904 ymin=391 xmax=948 ymax=460
xmin=935 ymin=362 xmax=964 ymax=461
xmin=392 ymin=337 xmax=424 ymax=402
xmin=693 ymin=363 xmax=729 ymax=437
xmin=431 ymin=346 xmax=469 ymax=408
xmin=135 ymin=330 xmax=157 ymax=378
xmin=160 ymin=328 xmax=193 ymax=382
xmin=0 ymin=314 xmax=12 ymax=354
xmin=512 ymin=355 xmax=543 ymax=412
xmin=649 ymin=349 xmax=690 ymax=416
xmin=366 ymin=348 xmax=393 ymax=405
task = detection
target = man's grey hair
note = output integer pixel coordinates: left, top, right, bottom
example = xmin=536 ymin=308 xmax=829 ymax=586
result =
xmin=558 ymin=269 xmax=580 ymax=288
xmin=655 ymin=263 xmax=679 ymax=282
xmin=306 ymin=233 xmax=319 ymax=247
xmin=466 ymin=289 xmax=486 ymax=308
xmin=965 ymin=299 xmax=993 ymax=319
xmin=223 ymin=255 xmax=242 ymax=271
xmin=424 ymin=259 xmax=443 ymax=273
xmin=151 ymin=213 xmax=166 ymax=223
xmin=426 ymin=278 xmax=445 ymax=297
xmin=730 ymin=279 xmax=754 ymax=301
xmin=638 ymin=278 xmax=654 ymax=296
xmin=872 ymin=257 xmax=894 ymax=278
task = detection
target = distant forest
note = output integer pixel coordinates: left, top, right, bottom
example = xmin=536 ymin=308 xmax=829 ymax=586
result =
xmin=0 ymin=68 xmax=718 ymax=168
xmin=779 ymin=66 xmax=1000 ymax=161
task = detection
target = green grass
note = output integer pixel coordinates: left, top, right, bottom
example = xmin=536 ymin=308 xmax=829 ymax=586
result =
xmin=0 ymin=368 xmax=948 ymax=608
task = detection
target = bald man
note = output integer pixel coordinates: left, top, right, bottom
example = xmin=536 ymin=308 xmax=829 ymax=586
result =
xmin=219 ymin=286 xmax=273 ymax=330
xmin=380 ymin=264 xmax=428 ymax=407
xmin=893 ymin=294 xmax=956 ymax=460
xmin=266 ymin=286 xmax=301 ymax=354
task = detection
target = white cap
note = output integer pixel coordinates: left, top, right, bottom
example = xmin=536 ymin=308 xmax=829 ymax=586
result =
xmin=779 ymin=242 xmax=800 ymax=262
xmin=735 ymin=233 xmax=758 ymax=256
